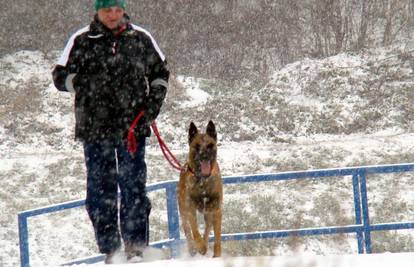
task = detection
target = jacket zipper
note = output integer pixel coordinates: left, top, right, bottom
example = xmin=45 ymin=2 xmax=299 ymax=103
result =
xmin=112 ymin=41 xmax=117 ymax=54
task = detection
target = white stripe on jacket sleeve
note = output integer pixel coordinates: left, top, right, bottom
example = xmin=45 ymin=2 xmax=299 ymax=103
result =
xmin=130 ymin=24 xmax=166 ymax=62
xmin=57 ymin=26 xmax=90 ymax=66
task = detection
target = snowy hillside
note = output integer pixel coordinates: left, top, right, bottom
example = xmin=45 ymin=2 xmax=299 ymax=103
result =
xmin=0 ymin=47 xmax=413 ymax=266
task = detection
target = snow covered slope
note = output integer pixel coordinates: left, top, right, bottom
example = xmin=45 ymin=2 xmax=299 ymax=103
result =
xmin=1 ymin=47 xmax=413 ymax=266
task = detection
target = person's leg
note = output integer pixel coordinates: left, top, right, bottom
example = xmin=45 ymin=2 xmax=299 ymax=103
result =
xmin=83 ymin=140 xmax=121 ymax=257
xmin=116 ymin=137 xmax=151 ymax=258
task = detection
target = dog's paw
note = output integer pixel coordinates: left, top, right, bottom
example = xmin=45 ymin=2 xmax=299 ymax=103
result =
xmin=196 ymin=242 xmax=207 ymax=255
xmin=189 ymin=247 xmax=197 ymax=256
xmin=213 ymin=243 xmax=221 ymax=257
xmin=187 ymin=242 xmax=197 ymax=256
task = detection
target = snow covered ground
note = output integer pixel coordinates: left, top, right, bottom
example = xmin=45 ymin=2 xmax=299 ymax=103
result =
xmin=1 ymin=48 xmax=413 ymax=266
xmin=77 ymin=253 xmax=414 ymax=267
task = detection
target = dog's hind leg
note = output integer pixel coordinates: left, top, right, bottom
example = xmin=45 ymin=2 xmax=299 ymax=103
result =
xmin=212 ymin=209 xmax=222 ymax=257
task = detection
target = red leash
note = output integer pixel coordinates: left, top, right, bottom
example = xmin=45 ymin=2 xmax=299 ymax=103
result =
xmin=127 ymin=111 xmax=183 ymax=172
xmin=151 ymin=122 xmax=183 ymax=171
xmin=127 ymin=111 xmax=145 ymax=154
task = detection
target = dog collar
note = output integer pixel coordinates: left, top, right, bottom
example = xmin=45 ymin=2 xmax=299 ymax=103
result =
xmin=186 ymin=164 xmax=195 ymax=176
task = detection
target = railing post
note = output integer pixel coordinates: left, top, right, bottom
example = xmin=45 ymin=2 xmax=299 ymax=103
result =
xmin=359 ymin=170 xmax=372 ymax=253
xmin=352 ymin=173 xmax=364 ymax=253
xmin=18 ymin=213 xmax=30 ymax=267
xmin=165 ymin=183 xmax=180 ymax=257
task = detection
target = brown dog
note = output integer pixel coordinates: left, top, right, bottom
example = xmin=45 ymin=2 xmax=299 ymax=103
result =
xmin=177 ymin=121 xmax=223 ymax=257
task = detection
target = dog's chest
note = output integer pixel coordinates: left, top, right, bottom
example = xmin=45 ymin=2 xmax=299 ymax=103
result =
xmin=188 ymin=179 xmax=219 ymax=211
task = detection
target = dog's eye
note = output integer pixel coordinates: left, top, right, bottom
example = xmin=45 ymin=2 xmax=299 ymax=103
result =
xmin=194 ymin=144 xmax=201 ymax=151
xmin=207 ymin=144 xmax=214 ymax=150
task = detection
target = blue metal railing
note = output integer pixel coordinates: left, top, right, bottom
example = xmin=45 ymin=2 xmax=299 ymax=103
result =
xmin=18 ymin=163 xmax=414 ymax=266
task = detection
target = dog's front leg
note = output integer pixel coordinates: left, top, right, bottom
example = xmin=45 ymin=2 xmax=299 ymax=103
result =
xmin=181 ymin=214 xmax=197 ymax=256
xmin=188 ymin=209 xmax=207 ymax=255
xmin=212 ymin=209 xmax=222 ymax=257
xmin=203 ymin=212 xmax=213 ymax=251
xmin=178 ymin=190 xmax=197 ymax=256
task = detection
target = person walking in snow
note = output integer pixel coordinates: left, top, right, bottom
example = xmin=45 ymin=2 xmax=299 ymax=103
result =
xmin=52 ymin=0 xmax=169 ymax=263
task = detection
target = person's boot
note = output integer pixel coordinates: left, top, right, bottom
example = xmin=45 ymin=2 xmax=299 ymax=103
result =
xmin=104 ymin=252 xmax=116 ymax=264
xmin=125 ymin=242 xmax=144 ymax=263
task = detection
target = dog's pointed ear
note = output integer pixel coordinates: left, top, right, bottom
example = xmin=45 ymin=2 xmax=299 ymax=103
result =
xmin=206 ymin=120 xmax=217 ymax=141
xmin=189 ymin=122 xmax=198 ymax=144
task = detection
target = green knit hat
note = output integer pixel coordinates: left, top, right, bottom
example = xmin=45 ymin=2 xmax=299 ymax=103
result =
xmin=95 ymin=0 xmax=126 ymax=10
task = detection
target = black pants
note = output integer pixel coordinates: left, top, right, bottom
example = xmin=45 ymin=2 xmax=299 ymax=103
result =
xmin=83 ymin=138 xmax=151 ymax=254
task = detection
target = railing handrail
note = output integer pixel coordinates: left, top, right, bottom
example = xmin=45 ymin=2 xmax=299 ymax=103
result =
xmin=18 ymin=163 xmax=414 ymax=267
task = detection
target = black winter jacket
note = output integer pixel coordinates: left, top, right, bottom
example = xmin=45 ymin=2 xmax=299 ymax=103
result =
xmin=52 ymin=15 xmax=169 ymax=142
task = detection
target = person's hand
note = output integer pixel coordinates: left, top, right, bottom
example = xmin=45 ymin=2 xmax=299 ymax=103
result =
xmin=134 ymin=118 xmax=151 ymax=136
xmin=145 ymin=84 xmax=167 ymax=122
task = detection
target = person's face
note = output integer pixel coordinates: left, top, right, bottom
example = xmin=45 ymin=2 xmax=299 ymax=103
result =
xmin=97 ymin=6 xmax=125 ymax=30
